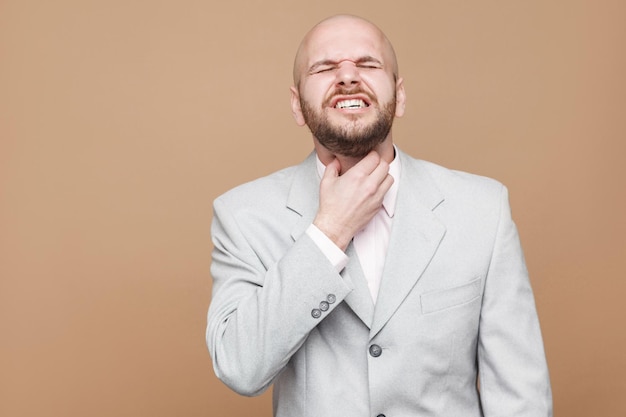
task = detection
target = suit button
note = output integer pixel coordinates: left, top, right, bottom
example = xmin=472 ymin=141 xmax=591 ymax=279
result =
xmin=311 ymin=309 xmax=322 ymax=319
xmin=319 ymin=301 xmax=329 ymax=311
xmin=376 ymin=414 xmax=386 ymax=417
xmin=327 ymin=294 xmax=336 ymax=304
xmin=369 ymin=344 xmax=382 ymax=357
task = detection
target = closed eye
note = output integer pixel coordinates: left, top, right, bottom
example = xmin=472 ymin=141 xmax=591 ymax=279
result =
xmin=356 ymin=60 xmax=383 ymax=70
xmin=309 ymin=60 xmax=337 ymax=75
xmin=308 ymin=57 xmax=383 ymax=74
xmin=312 ymin=66 xmax=334 ymax=74
xmin=355 ymin=56 xmax=383 ymax=69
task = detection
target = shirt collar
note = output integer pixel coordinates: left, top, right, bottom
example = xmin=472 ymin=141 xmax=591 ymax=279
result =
xmin=315 ymin=146 xmax=401 ymax=218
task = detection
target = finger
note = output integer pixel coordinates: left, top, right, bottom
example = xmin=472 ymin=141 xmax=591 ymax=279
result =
xmin=322 ymin=158 xmax=340 ymax=179
xmin=380 ymin=173 xmax=394 ymax=193
xmin=353 ymin=150 xmax=381 ymax=174
xmin=369 ymin=158 xmax=390 ymax=184
xmin=369 ymin=173 xmax=394 ymax=203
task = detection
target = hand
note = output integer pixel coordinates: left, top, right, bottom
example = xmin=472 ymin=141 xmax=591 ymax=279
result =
xmin=313 ymin=151 xmax=394 ymax=251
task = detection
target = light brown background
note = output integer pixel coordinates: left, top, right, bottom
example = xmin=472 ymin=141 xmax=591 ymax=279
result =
xmin=1 ymin=1 xmax=625 ymax=416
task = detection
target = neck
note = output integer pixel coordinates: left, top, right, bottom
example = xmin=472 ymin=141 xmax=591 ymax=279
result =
xmin=314 ymin=138 xmax=395 ymax=175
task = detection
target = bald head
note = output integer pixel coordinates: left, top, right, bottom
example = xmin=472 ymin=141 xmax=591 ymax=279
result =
xmin=292 ymin=15 xmax=399 ymax=87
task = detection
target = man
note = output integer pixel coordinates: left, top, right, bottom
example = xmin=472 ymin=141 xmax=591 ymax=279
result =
xmin=207 ymin=14 xmax=552 ymax=417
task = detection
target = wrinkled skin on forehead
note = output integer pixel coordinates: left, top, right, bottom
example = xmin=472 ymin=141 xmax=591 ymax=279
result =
xmin=292 ymin=15 xmax=399 ymax=87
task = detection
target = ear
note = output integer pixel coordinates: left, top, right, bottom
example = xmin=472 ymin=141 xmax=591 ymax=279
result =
xmin=394 ymin=77 xmax=406 ymax=118
xmin=290 ymin=86 xmax=306 ymax=126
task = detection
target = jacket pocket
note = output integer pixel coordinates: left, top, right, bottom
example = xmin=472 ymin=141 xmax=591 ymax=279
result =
xmin=420 ymin=278 xmax=482 ymax=314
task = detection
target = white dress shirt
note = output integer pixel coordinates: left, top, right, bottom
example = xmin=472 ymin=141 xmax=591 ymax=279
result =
xmin=306 ymin=150 xmax=401 ymax=303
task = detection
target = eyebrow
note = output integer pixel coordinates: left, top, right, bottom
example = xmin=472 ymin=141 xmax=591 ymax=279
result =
xmin=308 ymin=56 xmax=383 ymax=73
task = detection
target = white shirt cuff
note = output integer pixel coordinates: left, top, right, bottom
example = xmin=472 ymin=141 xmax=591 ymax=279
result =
xmin=305 ymin=224 xmax=349 ymax=273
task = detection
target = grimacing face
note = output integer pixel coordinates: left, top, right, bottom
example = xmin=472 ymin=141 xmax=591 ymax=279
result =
xmin=298 ymin=87 xmax=397 ymax=158
xmin=291 ymin=16 xmax=405 ymax=158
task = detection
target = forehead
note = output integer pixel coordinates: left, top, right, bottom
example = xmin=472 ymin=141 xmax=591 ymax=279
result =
xmin=303 ymin=19 xmax=388 ymax=66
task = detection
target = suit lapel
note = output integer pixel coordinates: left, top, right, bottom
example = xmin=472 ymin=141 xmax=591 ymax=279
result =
xmin=287 ymin=153 xmax=320 ymax=242
xmin=370 ymin=151 xmax=446 ymax=339
xmin=287 ymin=152 xmax=375 ymax=328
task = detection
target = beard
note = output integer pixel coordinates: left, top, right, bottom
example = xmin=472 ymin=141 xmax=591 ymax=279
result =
xmin=299 ymin=89 xmax=396 ymax=158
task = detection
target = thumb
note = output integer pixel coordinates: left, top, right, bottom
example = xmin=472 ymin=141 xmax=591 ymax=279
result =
xmin=323 ymin=158 xmax=341 ymax=179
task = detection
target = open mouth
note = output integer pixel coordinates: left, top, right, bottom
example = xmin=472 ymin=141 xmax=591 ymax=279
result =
xmin=335 ymin=99 xmax=369 ymax=109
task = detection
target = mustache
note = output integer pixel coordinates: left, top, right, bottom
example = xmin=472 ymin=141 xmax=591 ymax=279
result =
xmin=324 ymin=87 xmax=375 ymax=106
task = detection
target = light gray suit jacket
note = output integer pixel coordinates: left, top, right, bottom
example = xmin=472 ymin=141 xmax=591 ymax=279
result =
xmin=207 ymin=148 xmax=552 ymax=416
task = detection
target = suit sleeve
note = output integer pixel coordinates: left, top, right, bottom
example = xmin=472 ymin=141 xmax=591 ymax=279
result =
xmin=478 ymin=185 xmax=553 ymax=416
xmin=206 ymin=197 xmax=353 ymax=396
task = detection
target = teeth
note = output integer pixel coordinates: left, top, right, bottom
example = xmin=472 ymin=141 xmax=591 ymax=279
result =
xmin=335 ymin=99 xmax=367 ymax=109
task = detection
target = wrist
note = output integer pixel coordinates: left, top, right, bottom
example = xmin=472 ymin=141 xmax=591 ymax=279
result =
xmin=312 ymin=217 xmax=352 ymax=251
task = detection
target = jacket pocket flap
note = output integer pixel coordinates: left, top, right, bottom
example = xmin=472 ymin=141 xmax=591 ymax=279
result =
xmin=420 ymin=278 xmax=482 ymax=314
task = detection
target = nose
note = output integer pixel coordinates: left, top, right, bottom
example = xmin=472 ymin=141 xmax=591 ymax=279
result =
xmin=335 ymin=61 xmax=361 ymax=87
